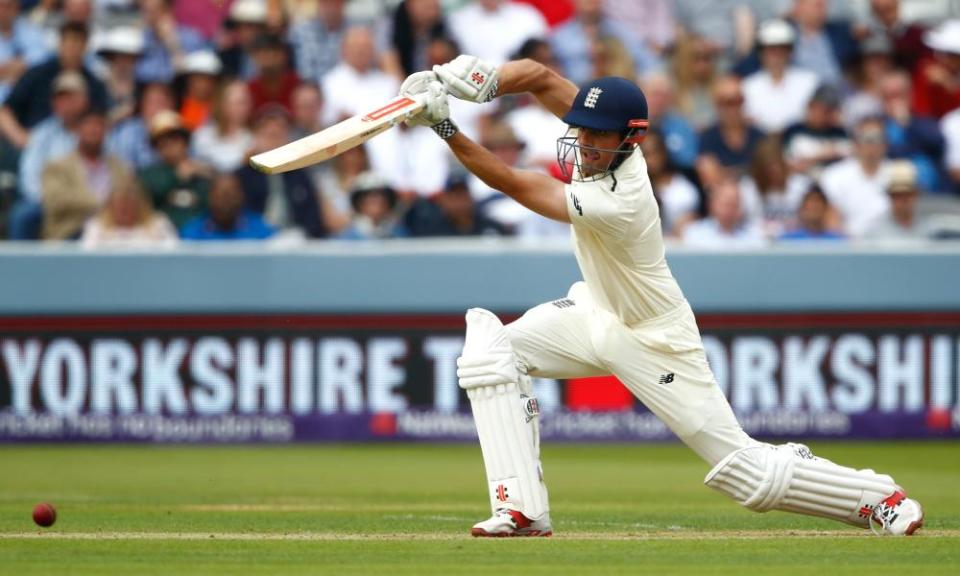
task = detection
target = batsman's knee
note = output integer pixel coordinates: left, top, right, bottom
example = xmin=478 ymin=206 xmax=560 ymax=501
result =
xmin=457 ymin=308 xmax=521 ymax=390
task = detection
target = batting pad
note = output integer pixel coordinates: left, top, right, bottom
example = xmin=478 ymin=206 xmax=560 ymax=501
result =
xmin=459 ymin=309 xmax=549 ymax=520
xmin=704 ymin=443 xmax=899 ymax=527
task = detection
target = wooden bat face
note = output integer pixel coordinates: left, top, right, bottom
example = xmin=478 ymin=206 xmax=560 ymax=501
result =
xmin=249 ymin=94 xmax=427 ymax=174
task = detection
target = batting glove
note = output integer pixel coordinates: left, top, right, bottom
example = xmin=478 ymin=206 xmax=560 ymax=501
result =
xmin=400 ymin=73 xmax=450 ymax=128
xmin=433 ymin=55 xmax=499 ymax=104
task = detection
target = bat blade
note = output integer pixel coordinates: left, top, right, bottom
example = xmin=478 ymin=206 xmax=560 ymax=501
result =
xmin=249 ymin=94 xmax=427 ymax=174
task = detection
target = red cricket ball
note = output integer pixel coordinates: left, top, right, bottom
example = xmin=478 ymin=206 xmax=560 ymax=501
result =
xmin=32 ymin=503 xmax=57 ymax=528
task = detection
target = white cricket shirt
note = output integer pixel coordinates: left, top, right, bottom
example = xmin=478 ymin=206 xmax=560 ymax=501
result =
xmin=564 ymin=148 xmax=686 ymax=326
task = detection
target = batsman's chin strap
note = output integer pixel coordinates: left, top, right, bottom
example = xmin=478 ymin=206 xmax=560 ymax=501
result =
xmin=432 ymin=118 xmax=459 ymax=140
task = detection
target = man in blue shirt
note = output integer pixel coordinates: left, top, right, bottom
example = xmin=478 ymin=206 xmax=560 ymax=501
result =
xmin=779 ymin=187 xmax=845 ymax=241
xmin=550 ymin=0 xmax=661 ymax=86
xmin=181 ymin=172 xmax=275 ymax=241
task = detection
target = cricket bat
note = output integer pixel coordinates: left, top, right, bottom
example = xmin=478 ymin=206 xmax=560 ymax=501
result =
xmin=249 ymin=94 xmax=427 ymax=174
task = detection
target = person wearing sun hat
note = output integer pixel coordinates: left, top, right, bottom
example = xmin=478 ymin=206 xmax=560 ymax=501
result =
xmin=137 ymin=109 xmax=211 ymax=230
xmin=912 ymin=20 xmax=960 ymax=118
xmin=177 ymin=50 xmax=223 ymax=131
xmin=94 ymin=26 xmax=145 ymax=123
xmin=742 ymin=19 xmax=819 ymax=134
xmin=864 ymin=160 xmax=932 ymax=241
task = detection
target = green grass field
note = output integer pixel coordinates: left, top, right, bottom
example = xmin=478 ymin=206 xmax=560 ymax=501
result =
xmin=1 ymin=442 xmax=958 ymax=575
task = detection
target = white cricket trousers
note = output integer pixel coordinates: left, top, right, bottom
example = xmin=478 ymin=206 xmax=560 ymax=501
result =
xmin=506 ymin=282 xmax=753 ymax=467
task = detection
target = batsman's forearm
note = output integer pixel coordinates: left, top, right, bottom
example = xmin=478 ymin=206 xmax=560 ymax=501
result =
xmin=497 ymin=59 xmax=577 ymax=119
xmin=446 ymin=132 xmax=518 ymax=194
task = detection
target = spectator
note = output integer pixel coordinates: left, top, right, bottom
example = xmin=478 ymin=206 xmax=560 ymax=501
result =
xmin=107 ymin=82 xmax=174 ymax=170
xmin=682 ymin=177 xmax=767 ymax=249
xmin=941 ymin=105 xmax=960 ymax=193
xmin=879 ymin=69 xmax=945 ymax=192
xmin=550 ymin=0 xmax=660 ymax=86
xmin=673 ymin=35 xmax=719 ymax=131
xmin=290 ymin=82 xmax=323 ymax=139
xmin=843 ymin=33 xmax=894 ymax=129
xmin=674 ymin=0 xmax=754 ymax=66
xmin=697 ymin=75 xmax=765 ymax=176
xmin=863 ymin=160 xmax=932 ymax=240
xmin=0 ymin=21 xmax=107 ymax=148
xmin=383 ymin=0 xmax=447 ymax=79
xmin=218 ymin=0 xmax=268 ymax=79
xmin=176 ymin=50 xmax=221 ymax=131
xmin=470 ymin=121 xmax=533 ymax=229
xmin=641 ymin=128 xmax=700 ymax=238
xmin=9 ymin=70 xmax=88 ymax=239
xmin=603 ymin=0 xmax=676 ymax=55
xmin=80 ymin=177 xmax=178 ymax=248
xmin=641 ymin=72 xmax=698 ymax=169
xmin=911 ymin=20 xmax=960 ymax=119
xmin=587 ymin=35 xmax=636 ymax=80
xmin=135 ymin=0 xmax=208 ymax=83
xmin=95 ymin=26 xmax=144 ymax=124
xmin=321 ymin=26 xmax=399 ymax=179
xmin=337 ymin=172 xmax=408 ymax=240
xmin=247 ymin=33 xmax=300 ymax=113
xmin=387 ymin=123 xmax=451 ymax=200
xmin=778 ymin=186 xmax=845 ymax=240
xmin=191 ymin=80 xmax=253 ymax=172
xmin=503 ymin=39 xmax=569 ymax=169
xmin=41 ymin=108 xmax=132 ymax=239
xmin=138 ymin=110 xmax=211 ymax=230
xmin=234 ymin=105 xmax=328 ymax=238
xmin=180 ymin=172 xmax=275 ymax=241
xmin=741 ymin=135 xmax=812 ymax=237
xmin=172 ymin=0 xmax=238 ymax=41
xmin=789 ymin=0 xmax=858 ymax=87
xmin=288 ymin=0 xmax=349 ymax=83
xmin=406 ymin=172 xmax=508 ymax=237
xmin=742 ymin=19 xmax=819 ymax=134
xmin=782 ymin=84 xmax=851 ymax=175
xmin=315 ymin=143 xmax=369 ymax=231
xmin=860 ymin=0 xmax=928 ymax=73
xmin=0 ymin=0 xmax=50 ymax=104
xmin=819 ymin=116 xmax=892 ymax=237
xmin=448 ymin=0 xmax=547 ymax=66
xmin=320 ymin=26 xmax=397 ymax=127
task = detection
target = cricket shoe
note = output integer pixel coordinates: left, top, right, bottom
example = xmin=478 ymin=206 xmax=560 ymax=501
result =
xmin=869 ymin=490 xmax=924 ymax=536
xmin=470 ymin=508 xmax=553 ymax=537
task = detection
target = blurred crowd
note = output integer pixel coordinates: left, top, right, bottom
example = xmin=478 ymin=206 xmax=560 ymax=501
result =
xmin=2 ymin=0 xmax=960 ymax=248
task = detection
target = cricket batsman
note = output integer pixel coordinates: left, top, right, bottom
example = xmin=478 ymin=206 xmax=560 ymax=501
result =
xmin=398 ymin=56 xmax=924 ymax=537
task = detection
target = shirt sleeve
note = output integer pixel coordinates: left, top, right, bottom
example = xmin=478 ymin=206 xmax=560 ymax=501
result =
xmin=564 ymin=183 xmax=632 ymax=238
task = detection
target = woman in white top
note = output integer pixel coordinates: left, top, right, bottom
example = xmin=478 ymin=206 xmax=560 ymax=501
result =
xmin=641 ymin=129 xmax=701 ymax=238
xmin=739 ymin=135 xmax=812 ymax=238
xmin=191 ymin=80 xmax=254 ymax=172
xmin=81 ymin=178 xmax=178 ymax=249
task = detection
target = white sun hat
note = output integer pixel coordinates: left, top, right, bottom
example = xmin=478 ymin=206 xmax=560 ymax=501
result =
xmin=757 ymin=19 xmax=796 ymax=47
xmin=179 ymin=51 xmax=223 ymax=76
xmin=924 ymin=20 xmax=960 ymax=55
